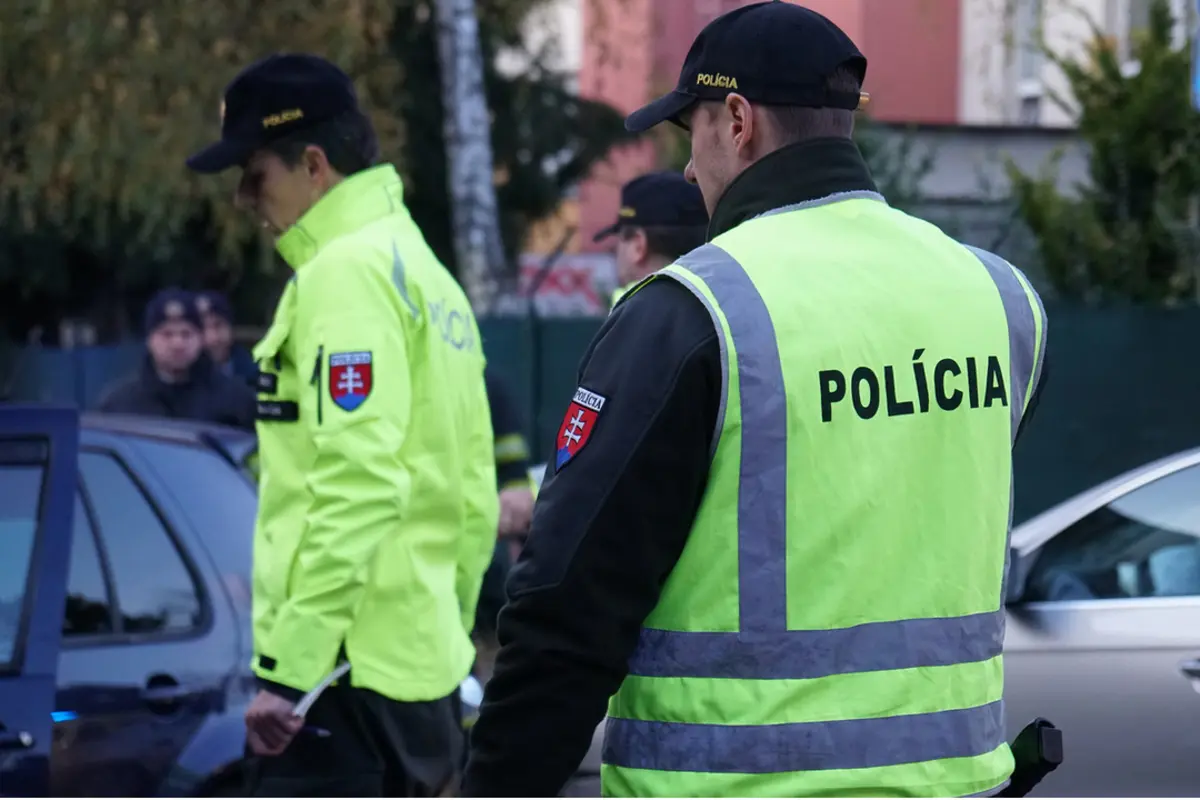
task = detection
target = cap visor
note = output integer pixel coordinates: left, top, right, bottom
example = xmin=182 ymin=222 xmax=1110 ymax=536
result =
xmin=624 ymin=91 xmax=697 ymax=133
xmin=592 ymin=222 xmax=621 ymax=243
xmin=185 ymin=139 xmax=251 ymax=174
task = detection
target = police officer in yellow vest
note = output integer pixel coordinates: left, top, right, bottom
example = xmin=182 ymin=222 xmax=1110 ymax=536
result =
xmin=593 ymin=172 xmax=708 ymax=309
xmin=186 ymin=54 xmax=498 ymax=796
xmin=464 ymin=3 xmax=1049 ymax=797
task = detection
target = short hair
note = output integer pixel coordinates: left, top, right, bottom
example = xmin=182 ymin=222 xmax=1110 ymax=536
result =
xmin=757 ymin=65 xmax=862 ymax=144
xmin=622 ymin=224 xmax=708 ymax=261
xmin=266 ymin=109 xmax=380 ymax=176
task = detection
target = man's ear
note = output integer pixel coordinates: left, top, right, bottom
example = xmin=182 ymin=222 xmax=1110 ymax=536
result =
xmin=631 ymin=229 xmax=650 ymax=265
xmin=725 ymin=93 xmax=754 ymax=156
xmin=302 ymin=144 xmax=330 ymax=179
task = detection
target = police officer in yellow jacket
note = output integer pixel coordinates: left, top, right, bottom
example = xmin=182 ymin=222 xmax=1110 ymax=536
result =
xmin=187 ymin=54 xmax=498 ymax=796
xmin=464 ymin=3 xmax=1049 ymax=797
xmin=594 ymin=172 xmax=708 ymax=309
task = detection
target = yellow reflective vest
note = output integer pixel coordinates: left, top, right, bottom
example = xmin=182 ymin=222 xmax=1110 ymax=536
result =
xmin=604 ymin=194 xmax=1047 ymax=796
xmin=250 ymin=164 xmax=498 ymax=701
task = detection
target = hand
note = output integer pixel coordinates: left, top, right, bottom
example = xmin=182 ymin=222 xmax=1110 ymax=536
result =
xmin=497 ymin=486 xmax=534 ymax=537
xmin=245 ymin=689 xmax=304 ymax=756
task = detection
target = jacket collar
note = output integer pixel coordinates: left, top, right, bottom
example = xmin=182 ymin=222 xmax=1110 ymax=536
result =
xmin=707 ymin=137 xmax=881 ymax=240
xmin=276 ymin=164 xmax=407 ymax=268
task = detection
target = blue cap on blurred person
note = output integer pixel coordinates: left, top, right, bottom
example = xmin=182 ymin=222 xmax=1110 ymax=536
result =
xmin=196 ymin=290 xmax=234 ymax=324
xmin=144 ymin=289 xmax=203 ymax=335
xmin=185 ymin=53 xmax=360 ymax=174
xmin=592 ymin=171 xmax=708 ymax=242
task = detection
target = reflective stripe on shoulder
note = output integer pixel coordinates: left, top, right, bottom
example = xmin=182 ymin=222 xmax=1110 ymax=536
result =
xmin=965 ymin=246 xmax=1047 ymax=441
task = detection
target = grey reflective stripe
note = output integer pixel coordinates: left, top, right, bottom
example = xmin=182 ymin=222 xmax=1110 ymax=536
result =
xmin=669 ymin=244 xmax=788 ymax=632
xmin=604 ymin=700 xmax=1005 ymax=774
xmin=628 ymin=609 xmax=1003 ymax=680
xmin=753 ymin=189 xmax=888 ymax=221
xmin=965 ymin=246 xmax=1045 ymax=443
xmin=391 ymin=240 xmax=419 ymax=319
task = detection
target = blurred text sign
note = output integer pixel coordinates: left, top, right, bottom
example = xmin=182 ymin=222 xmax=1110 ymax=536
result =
xmin=491 ymin=253 xmax=616 ymax=318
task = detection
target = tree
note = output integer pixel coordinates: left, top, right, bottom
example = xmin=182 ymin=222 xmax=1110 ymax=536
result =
xmin=0 ymin=0 xmax=401 ymax=340
xmin=434 ymin=0 xmax=507 ymax=313
xmin=391 ymin=2 xmax=633 ymax=294
xmin=1006 ymin=0 xmax=1200 ymax=304
xmin=0 ymin=0 xmax=630 ymax=340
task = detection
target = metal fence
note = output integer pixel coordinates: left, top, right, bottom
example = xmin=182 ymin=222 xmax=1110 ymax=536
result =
xmin=4 ymin=304 xmax=1199 ymax=524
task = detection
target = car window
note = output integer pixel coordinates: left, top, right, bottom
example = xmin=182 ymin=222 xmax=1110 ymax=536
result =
xmin=63 ymin=492 xmax=114 ymax=637
xmin=1025 ymin=463 xmax=1200 ymax=602
xmin=132 ymin=439 xmax=255 ymax=579
xmin=79 ymin=451 xmax=202 ymax=634
xmin=0 ymin=458 xmax=43 ymax=668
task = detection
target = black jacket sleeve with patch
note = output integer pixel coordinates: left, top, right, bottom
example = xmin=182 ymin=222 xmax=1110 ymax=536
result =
xmin=462 ymin=279 xmax=721 ymax=798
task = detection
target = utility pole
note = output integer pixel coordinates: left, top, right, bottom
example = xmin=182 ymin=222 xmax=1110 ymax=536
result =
xmin=434 ymin=0 xmax=506 ymax=314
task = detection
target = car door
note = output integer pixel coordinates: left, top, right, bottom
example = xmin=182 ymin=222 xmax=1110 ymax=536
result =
xmin=1005 ymin=461 xmax=1200 ymax=797
xmin=51 ymin=443 xmax=225 ymax=796
xmin=0 ymin=406 xmax=78 ymax=797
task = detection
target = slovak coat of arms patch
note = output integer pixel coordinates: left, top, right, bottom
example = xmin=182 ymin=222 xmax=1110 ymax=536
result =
xmin=555 ymin=386 xmax=607 ymax=471
xmin=329 ymin=351 xmax=373 ymax=412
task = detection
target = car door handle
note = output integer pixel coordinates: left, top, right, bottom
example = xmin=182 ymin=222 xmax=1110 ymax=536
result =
xmin=1179 ymin=658 xmax=1200 ymax=680
xmin=0 ymin=729 xmax=35 ymax=751
xmin=141 ymin=675 xmax=195 ymax=712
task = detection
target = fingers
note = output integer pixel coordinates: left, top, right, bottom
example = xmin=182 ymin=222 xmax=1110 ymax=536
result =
xmin=246 ymin=711 xmax=303 ymax=756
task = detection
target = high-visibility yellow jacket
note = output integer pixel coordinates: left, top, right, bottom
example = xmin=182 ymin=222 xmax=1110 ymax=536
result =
xmin=250 ymin=163 xmax=498 ymax=701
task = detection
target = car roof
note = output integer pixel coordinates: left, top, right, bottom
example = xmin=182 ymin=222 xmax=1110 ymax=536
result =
xmin=81 ymin=412 xmax=257 ymax=464
xmin=1012 ymin=445 xmax=1200 ymax=553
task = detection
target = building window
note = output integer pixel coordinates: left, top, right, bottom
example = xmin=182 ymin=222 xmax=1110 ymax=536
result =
xmin=1015 ymin=0 xmax=1044 ymax=84
xmin=1013 ymin=0 xmax=1044 ymax=124
xmin=1018 ymin=95 xmax=1042 ymax=125
xmin=1123 ymin=0 xmax=1187 ymax=69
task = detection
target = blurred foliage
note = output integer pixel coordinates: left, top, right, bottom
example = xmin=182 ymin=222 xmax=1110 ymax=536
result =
xmin=0 ymin=0 xmax=630 ymax=340
xmin=854 ymin=120 xmax=934 ymax=214
xmin=1007 ymin=0 xmax=1200 ymax=304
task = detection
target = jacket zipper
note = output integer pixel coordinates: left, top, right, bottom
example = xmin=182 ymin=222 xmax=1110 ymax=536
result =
xmin=311 ymin=345 xmax=324 ymax=425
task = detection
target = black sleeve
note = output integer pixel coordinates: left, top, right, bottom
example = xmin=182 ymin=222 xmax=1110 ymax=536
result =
xmin=225 ymin=378 xmax=258 ymax=432
xmin=1014 ymin=347 xmax=1049 ymax=446
xmin=462 ymin=280 xmax=721 ymax=798
xmin=484 ymin=367 xmax=533 ymax=488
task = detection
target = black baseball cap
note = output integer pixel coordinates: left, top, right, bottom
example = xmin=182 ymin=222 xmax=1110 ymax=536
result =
xmin=186 ymin=54 xmax=359 ymax=174
xmin=593 ymin=171 xmax=708 ymax=242
xmin=625 ymin=0 xmax=867 ymax=133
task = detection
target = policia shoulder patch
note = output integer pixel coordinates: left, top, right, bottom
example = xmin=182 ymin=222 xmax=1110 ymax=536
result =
xmin=555 ymin=386 xmax=606 ymax=471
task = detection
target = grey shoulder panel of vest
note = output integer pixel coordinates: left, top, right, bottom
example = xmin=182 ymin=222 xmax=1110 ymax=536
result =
xmin=963 ymin=244 xmax=1048 ymax=434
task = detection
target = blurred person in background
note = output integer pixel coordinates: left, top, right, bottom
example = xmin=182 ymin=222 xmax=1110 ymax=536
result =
xmin=474 ymin=366 xmax=536 ymax=682
xmin=186 ymin=53 xmax=497 ymax=797
xmin=593 ymin=171 xmax=708 ymax=308
xmin=196 ymin=289 xmax=258 ymax=385
xmin=98 ymin=287 xmax=256 ymax=430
